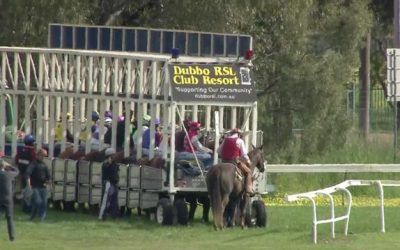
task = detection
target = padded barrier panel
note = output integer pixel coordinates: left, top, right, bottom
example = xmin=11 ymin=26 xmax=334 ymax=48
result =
xmin=78 ymin=185 xmax=90 ymax=203
xmin=43 ymin=157 xmax=54 ymax=180
xmin=140 ymin=191 xmax=159 ymax=209
xmin=141 ymin=166 xmax=162 ymax=190
xmin=129 ymin=165 xmax=140 ymax=189
xmin=128 ymin=189 xmax=140 ymax=208
xmin=180 ymin=175 xmax=207 ymax=189
xmin=119 ymin=164 xmax=128 ymax=188
xmin=118 ymin=188 xmax=128 ymax=207
xmin=63 ymin=185 xmax=76 ymax=201
xmin=53 ymin=159 xmax=66 ymax=183
xmin=90 ymin=187 xmax=102 ymax=205
xmin=91 ymin=162 xmax=102 ymax=186
xmin=51 ymin=184 xmax=64 ymax=201
xmin=78 ymin=160 xmax=90 ymax=185
xmin=65 ymin=160 xmax=78 ymax=183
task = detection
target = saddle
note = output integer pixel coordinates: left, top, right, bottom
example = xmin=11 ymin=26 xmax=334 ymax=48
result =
xmin=235 ymin=162 xmax=246 ymax=181
xmin=223 ymin=160 xmax=245 ymax=181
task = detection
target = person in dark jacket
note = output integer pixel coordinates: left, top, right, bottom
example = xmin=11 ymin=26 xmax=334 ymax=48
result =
xmin=15 ymin=135 xmax=36 ymax=192
xmin=0 ymin=153 xmax=19 ymax=241
xmin=26 ymin=149 xmax=50 ymax=221
xmin=101 ymin=148 xmax=119 ymax=219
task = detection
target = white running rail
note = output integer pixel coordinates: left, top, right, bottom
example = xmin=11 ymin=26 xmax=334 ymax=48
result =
xmin=286 ymin=179 xmax=400 ymax=244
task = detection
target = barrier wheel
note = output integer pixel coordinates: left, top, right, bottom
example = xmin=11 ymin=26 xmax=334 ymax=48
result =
xmin=174 ymin=199 xmax=189 ymax=225
xmin=244 ymin=205 xmax=253 ymax=227
xmin=156 ymin=198 xmax=174 ymax=225
xmin=252 ymin=200 xmax=267 ymax=227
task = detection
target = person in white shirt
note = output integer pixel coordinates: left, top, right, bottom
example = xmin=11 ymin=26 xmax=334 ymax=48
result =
xmin=218 ymin=128 xmax=254 ymax=195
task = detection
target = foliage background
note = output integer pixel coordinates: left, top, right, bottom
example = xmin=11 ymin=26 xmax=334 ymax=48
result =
xmin=0 ymin=0 xmax=395 ymax=163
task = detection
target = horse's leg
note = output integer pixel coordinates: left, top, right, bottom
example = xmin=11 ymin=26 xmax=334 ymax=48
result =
xmin=239 ymin=195 xmax=249 ymax=229
xmin=220 ymin=193 xmax=231 ymax=228
xmin=186 ymin=194 xmax=197 ymax=222
xmin=199 ymin=195 xmax=210 ymax=223
xmin=207 ymin=170 xmax=223 ymax=230
xmin=224 ymin=200 xmax=233 ymax=227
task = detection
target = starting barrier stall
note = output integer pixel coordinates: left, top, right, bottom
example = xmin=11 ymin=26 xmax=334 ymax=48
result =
xmin=0 ymin=26 xmax=267 ymax=225
xmin=39 ymin=156 xmax=162 ymax=211
xmin=285 ymin=178 xmax=400 ymax=243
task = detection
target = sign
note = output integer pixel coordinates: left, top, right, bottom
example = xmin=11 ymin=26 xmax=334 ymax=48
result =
xmin=169 ymin=64 xmax=257 ymax=103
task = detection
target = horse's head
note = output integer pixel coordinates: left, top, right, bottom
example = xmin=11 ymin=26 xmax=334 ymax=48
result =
xmin=248 ymin=145 xmax=265 ymax=173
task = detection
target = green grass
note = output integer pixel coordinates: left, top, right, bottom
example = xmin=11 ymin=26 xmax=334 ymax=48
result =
xmin=2 ymin=205 xmax=400 ymax=250
xmin=269 ymin=131 xmax=400 ymax=196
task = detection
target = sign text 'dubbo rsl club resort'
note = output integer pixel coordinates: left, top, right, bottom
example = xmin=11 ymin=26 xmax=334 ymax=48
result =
xmin=169 ymin=64 xmax=256 ymax=103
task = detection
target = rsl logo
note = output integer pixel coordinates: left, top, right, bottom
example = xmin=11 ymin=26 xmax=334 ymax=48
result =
xmin=240 ymin=67 xmax=251 ymax=85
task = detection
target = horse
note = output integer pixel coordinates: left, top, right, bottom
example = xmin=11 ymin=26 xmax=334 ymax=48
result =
xmin=184 ymin=192 xmax=210 ymax=223
xmin=206 ymin=146 xmax=265 ymax=230
xmin=58 ymin=146 xmax=86 ymax=160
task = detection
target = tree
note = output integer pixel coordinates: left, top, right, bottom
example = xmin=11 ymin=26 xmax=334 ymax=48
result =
xmin=0 ymin=0 xmax=92 ymax=46
xmin=0 ymin=0 xmax=375 ymax=161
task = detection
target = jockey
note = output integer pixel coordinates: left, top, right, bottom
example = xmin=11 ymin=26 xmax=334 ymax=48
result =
xmin=178 ymin=122 xmax=213 ymax=168
xmin=15 ymin=134 xmax=36 ymax=184
xmin=90 ymin=111 xmax=101 ymax=150
xmin=55 ymin=112 xmax=73 ymax=143
xmin=175 ymin=118 xmax=191 ymax=153
xmin=14 ymin=134 xmax=37 ymax=212
xmin=218 ymin=128 xmax=254 ymax=196
xmin=142 ymin=118 xmax=163 ymax=156
xmin=132 ymin=114 xmax=151 ymax=148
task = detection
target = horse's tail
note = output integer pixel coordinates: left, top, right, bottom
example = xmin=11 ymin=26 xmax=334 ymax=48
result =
xmin=207 ymin=168 xmax=223 ymax=230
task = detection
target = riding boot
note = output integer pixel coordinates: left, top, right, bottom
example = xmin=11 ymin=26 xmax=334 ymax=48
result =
xmin=237 ymin=161 xmax=254 ymax=196
xmin=245 ymin=174 xmax=255 ymax=197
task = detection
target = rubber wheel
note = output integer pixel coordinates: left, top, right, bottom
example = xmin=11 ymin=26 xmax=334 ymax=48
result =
xmin=174 ymin=199 xmax=189 ymax=225
xmin=156 ymin=198 xmax=174 ymax=225
xmin=252 ymin=200 xmax=267 ymax=227
xmin=244 ymin=205 xmax=252 ymax=227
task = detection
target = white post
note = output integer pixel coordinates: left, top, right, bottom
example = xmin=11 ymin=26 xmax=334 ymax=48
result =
xmin=169 ymin=102 xmax=177 ymax=193
xmin=149 ymin=61 xmax=158 ymax=159
xmin=377 ymin=181 xmax=385 ymax=233
xmin=214 ymin=111 xmax=220 ymax=165
xmin=73 ymin=55 xmax=81 ymax=152
xmin=43 ymin=55 xmax=50 ymax=144
xmin=25 ymin=54 xmax=32 ymax=135
xmin=230 ymin=107 xmax=237 ymax=129
xmin=11 ymin=53 xmax=19 ymax=157
xmin=111 ymin=58 xmax=119 ymax=150
xmin=123 ymin=59 xmax=132 ymax=157
xmin=252 ymin=103 xmax=258 ymax=147
xmin=192 ymin=105 xmax=198 ymax=121
xmin=205 ymin=106 xmax=211 ymax=131
xmin=48 ymin=54 xmax=57 ymax=157
xmin=218 ymin=107 xmax=224 ymax=135
xmin=36 ymin=54 xmax=44 ymax=150
xmin=136 ymin=60 xmax=144 ymax=160
xmin=99 ymin=58 xmax=107 ymax=150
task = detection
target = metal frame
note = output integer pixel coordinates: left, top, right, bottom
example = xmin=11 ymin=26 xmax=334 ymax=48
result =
xmin=286 ymin=179 xmax=400 ymax=244
xmin=48 ymin=24 xmax=253 ymax=58
xmin=0 ymin=46 xmax=259 ymax=197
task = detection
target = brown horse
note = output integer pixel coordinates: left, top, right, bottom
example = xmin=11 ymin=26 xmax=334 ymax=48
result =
xmin=59 ymin=146 xmax=137 ymax=164
xmin=206 ymin=146 xmax=265 ymax=230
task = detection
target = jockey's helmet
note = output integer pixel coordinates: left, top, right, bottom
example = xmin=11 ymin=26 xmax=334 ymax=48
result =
xmin=105 ymin=148 xmax=116 ymax=157
xmin=229 ymin=128 xmax=243 ymax=135
xmin=24 ymin=134 xmax=36 ymax=145
xmin=91 ymin=111 xmax=100 ymax=121
xmin=190 ymin=122 xmax=201 ymax=130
